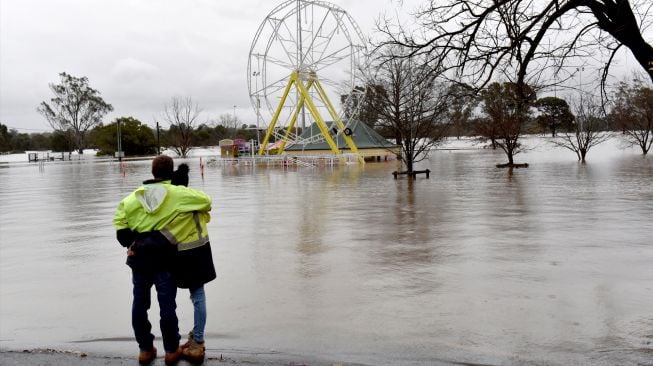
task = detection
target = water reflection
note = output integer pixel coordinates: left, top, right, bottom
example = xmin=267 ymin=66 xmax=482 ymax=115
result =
xmin=0 ymin=148 xmax=652 ymax=365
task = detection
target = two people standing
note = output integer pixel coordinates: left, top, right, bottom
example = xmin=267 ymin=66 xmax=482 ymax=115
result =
xmin=114 ymin=155 xmax=216 ymax=365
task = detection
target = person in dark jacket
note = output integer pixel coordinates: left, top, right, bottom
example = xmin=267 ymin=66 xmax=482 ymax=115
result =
xmin=169 ymin=163 xmax=216 ymax=363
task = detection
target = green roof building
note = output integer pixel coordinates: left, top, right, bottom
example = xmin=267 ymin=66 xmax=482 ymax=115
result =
xmin=284 ymin=120 xmax=400 ymax=161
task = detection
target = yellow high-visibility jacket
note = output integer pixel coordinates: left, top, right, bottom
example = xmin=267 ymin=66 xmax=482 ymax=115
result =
xmin=114 ymin=181 xmax=211 ymax=234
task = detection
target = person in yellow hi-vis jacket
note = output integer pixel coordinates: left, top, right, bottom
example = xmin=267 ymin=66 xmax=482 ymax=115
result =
xmin=168 ymin=163 xmax=216 ymax=363
xmin=114 ymin=155 xmax=211 ymax=366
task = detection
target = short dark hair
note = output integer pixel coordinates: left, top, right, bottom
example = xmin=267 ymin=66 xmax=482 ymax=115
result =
xmin=171 ymin=163 xmax=189 ymax=187
xmin=151 ymin=155 xmax=174 ymax=179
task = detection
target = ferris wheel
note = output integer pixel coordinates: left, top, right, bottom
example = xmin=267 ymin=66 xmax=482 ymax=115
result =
xmin=247 ymin=0 xmax=368 ymax=160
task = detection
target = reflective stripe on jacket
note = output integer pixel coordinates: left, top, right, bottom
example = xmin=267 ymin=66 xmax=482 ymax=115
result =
xmin=114 ymin=181 xmax=212 ymax=233
xmin=160 ymin=211 xmax=211 ymax=251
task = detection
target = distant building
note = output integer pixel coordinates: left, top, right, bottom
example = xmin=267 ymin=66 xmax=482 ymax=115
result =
xmin=219 ymin=138 xmax=252 ymax=158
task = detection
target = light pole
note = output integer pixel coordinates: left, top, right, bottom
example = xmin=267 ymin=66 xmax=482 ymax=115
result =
xmin=252 ymin=71 xmax=261 ymax=146
xmin=116 ymin=119 xmax=122 ymax=161
xmin=156 ymin=121 xmax=160 ymax=155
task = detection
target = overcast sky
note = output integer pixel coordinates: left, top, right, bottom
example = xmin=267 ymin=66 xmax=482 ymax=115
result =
xmin=1 ymin=0 xmax=647 ymax=133
xmin=0 ymin=0 xmax=419 ymax=132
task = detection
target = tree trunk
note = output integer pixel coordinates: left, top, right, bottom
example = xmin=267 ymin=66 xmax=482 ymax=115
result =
xmin=406 ymin=158 xmax=414 ymax=173
xmin=580 ymin=148 xmax=587 ymax=162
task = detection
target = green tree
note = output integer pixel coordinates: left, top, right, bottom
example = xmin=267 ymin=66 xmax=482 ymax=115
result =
xmin=610 ymin=78 xmax=653 ymax=155
xmin=479 ymin=82 xmax=536 ymax=165
xmin=535 ymin=97 xmax=575 ymax=137
xmin=447 ymin=83 xmax=477 ymax=139
xmin=37 ymin=72 xmax=113 ymax=154
xmin=341 ymin=85 xmax=385 ymax=129
xmin=90 ymin=117 xmax=156 ymax=156
xmin=0 ymin=123 xmax=11 ymax=152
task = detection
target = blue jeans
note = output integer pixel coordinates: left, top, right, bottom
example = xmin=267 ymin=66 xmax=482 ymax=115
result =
xmin=132 ymin=271 xmax=180 ymax=353
xmin=189 ymin=286 xmax=206 ymax=342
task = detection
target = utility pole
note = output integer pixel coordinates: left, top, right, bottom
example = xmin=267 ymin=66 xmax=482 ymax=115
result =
xmin=116 ymin=119 xmax=122 ymax=161
xmin=156 ymin=122 xmax=161 ymax=155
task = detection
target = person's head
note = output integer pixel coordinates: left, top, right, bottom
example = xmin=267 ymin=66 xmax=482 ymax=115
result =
xmin=151 ymin=155 xmax=174 ymax=180
xmin=171 ymin=163 xmax=189 ymax=187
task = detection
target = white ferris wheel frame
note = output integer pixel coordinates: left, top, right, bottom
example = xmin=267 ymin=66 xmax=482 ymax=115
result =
xmin=247 ymin=0 xmax=368 ymax=145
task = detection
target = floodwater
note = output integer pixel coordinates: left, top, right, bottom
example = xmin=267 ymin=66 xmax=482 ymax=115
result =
xmin=1 ymin=139 xmax=652 ymax=365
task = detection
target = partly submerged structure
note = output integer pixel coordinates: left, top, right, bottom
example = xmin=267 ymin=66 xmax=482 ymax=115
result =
xmin=284 ymin=120 xmax=399 ymax=161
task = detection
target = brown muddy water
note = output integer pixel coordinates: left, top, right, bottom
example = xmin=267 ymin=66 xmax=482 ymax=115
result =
xmin=1 ymin=139 xmax=652 ymax=365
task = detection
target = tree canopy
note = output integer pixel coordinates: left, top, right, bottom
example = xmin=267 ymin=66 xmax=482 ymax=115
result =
xmin=90 ymin=117 xmax=157 ymax=156
xmin=535 ymin=96 xmax=575 ymax=136
xmin=37 ymin=72 xmax=113 ymax=153
xmin=609 ymin=77 xmax=653 ymax=154
xmin=479 ymin=82 xmax=537 ymax=164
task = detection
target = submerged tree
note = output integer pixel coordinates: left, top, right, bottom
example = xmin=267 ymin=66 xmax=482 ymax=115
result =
xmin=379 ymin=0 xmax=653 ymax=91
xmin=479 ymin=82 xmax=536 ymax=165
xmin=609 ymin=78 xmax=653 ymax=154
xmin=367 ymin=48 xmax=451 ymax=173
xmin=161 ymin=97 xmax=201 ymax=158
xmin=551 ymin=96 xmax=611 ymax=162
xmin=535 ymin=96 xmax=575 ymax=137
xmin=37 ymin=72 xmax=113 ymax=153
xmin=447 ymin=83 xmax=477 ymax=139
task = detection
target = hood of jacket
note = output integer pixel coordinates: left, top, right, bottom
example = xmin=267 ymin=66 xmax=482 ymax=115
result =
xmin=135 ymin=184 xmax=168 ymax=213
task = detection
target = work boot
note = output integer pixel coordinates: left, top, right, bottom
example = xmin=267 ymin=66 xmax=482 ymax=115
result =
xmin=138 ymin=346 xmax=157 ymax=364
xmin=182 ymin=338 xmax=206 ymax=363
xmin=164 ymin=347 xmax=183 ymax=365
xmin=180 ymin=331 xmax=194 ymax=350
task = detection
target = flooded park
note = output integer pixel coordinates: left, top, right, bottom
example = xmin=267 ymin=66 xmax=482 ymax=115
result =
xmin=1 ymin=138 xmax=652 ymax=365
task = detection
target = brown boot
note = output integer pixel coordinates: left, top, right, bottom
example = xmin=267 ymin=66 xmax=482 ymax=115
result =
xmin=138 ymin=346 xmax=157 ymax=364
xmin=180 ymin=331 xmax=194 ymax=350
xmin=181 ymin=338 xmax=205 ymax=363
xmin=164 ymin=347 xmax=183 ymax=365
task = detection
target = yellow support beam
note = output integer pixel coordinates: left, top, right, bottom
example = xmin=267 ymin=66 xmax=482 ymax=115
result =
xmin=258 ymin=75 xmax=295 ymax=156
xmin=257 ymin=70 xmax=363 ymax=164
xmin=312 ymin=77 xmax=365 ymax=164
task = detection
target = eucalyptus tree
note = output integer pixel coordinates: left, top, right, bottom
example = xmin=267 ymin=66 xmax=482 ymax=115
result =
xmin=535 ymin=96 xmax=575 ymax=137
xmin=609 ymin=78 xmax=653 ymax=154
xmin=479 ymin=82 xmax=537 ymax=166
xmin=37 ymin=72 xmax=113 ymax=153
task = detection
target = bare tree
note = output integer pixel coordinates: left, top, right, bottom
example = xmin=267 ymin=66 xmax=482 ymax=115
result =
xmin=551 ymin=96 xmax=611 ymax=162
xmin=378 ymin=0 xmax=653 ymax=91
xmin=367 ymin=48 xmax=451 ymax=173
xmin=37 ymin=72 xmax=113 ymax=153
xmin=478 ymin=82 xmax=536 ymax=166
xmin=609 ymin=77 xmax=653 ymax=154
xmin=161 ymin=97 xmax=201 ymax=158
xmin=217 ymin=113 xmax=242 ymax=139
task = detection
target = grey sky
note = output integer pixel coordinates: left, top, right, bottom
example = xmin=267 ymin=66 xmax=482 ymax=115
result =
xmin=1 ymin=0 xmax=647 ymax=133
xmin=0 ymin=0 xmax=416 ymax=132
